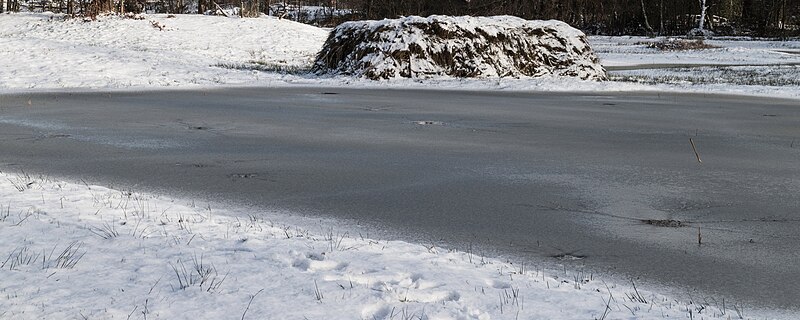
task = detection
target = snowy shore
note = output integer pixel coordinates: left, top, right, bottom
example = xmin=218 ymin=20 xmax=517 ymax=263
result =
xmin=1 ymin=13 xmax=799 ymax=99
xmin=1 ymin=171 xmax=782 ymax=319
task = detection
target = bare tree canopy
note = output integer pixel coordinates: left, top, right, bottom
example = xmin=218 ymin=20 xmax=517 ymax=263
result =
xmin=341 ymin=0 xmax=799 ymax=37
xmin=6 ymin=0 xmax=797 ymax=37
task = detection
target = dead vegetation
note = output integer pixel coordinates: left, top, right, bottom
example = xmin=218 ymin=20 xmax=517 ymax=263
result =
xmin=313 ymin=16 xmax=607 ymax=80
xmin=641 ymin=219 xmax=687 ymax=227
xmin=636 ymin=39 xmax=719 ymax=51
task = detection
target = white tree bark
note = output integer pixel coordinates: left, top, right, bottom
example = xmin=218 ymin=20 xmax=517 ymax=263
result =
xmin=698 ymin=0 xmax=708 ymax=31
xmin=640 ymin=0 xmax=654 ymax=34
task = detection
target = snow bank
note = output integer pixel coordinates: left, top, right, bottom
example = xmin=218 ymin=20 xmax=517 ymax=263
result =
xmin=313 ymin=15 xmax=607 ymax=80
xmin=0 ymin=13 xmax=327 ymax=89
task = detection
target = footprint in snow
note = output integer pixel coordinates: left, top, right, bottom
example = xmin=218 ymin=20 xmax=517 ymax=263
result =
xmin=485 ymin=279 xmax=511 ymax=289
xmin=290 ymin=251 xmax=348 ymax=272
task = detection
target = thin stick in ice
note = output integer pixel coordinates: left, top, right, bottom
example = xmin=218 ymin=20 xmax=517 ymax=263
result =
xmin=689 ymin=138 xmax=702 ymax=163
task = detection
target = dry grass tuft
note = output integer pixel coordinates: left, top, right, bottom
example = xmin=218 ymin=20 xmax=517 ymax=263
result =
xmin=636 ymin=39 xmax=719 ymax=51
xmin=641 ymin=219 xmax=687 ymax=227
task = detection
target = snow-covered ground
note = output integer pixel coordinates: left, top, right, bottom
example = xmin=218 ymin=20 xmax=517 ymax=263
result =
xmin=1 ymin=13 xmax=799 ymax=99
xmin=591 ymin=36 xmax=800 ymax=98
xmin=591 ymin=36 xmax=800 ymax=67
xmin=0 ymin=171 xmax=782 ymax=319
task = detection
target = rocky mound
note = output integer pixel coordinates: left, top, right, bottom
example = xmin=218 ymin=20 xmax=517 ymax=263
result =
xmin=313 ymin=15 xmax=606 ymax=80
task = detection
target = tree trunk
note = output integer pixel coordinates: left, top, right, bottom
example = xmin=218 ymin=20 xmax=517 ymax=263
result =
xmin=640 ymin=0 xmax=654 ymax=34
xmin=698 ymin=0 xmax=708 ymax=31
xmin=659 ymin=0 xmax=664 ymax=35
xmin=780 ymin=0 xmax=787 ymax=39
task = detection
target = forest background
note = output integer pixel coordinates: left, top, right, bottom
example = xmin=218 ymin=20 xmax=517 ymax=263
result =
xmin=2 ymin=0 xmax=797 ymax=38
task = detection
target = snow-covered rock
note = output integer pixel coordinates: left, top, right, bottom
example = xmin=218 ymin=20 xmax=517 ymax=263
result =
xmin=313 ymin=15 xmax=607 ymax=80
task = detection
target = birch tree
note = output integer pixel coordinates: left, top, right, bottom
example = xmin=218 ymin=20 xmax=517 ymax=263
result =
xmin=640 ymin=0 xmax=654 ymax=35
xmin=697 ymin=0 xmax=708 ymax=32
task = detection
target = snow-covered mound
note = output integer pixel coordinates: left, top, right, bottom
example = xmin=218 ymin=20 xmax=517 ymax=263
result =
xmin=313 ymin=15 xmax=607 ymax=80
xmin=0 ymin=13 xmax=328 ymax=89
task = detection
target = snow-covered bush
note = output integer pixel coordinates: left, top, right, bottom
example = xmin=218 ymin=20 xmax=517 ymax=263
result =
xmin=687 ymin=27 xmax=715 ymax=38
xmin=313 ymin=15 xmax=607 ymax=80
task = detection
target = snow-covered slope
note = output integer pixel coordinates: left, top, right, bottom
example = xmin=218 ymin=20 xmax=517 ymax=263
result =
xmin=313 ymin=15 xmax=606 ymax=80
xmin=0 ymin=13 xmax=327 ymax=89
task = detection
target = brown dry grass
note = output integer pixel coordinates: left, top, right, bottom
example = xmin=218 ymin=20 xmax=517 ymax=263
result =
xmin=641 ymin=219 xmax=687 ymax=227
xmin=636 ymin=39 xmax=719 ymax=51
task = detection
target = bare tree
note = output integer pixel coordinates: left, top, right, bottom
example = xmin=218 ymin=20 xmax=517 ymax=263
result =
xmin=697 ymin=0 xmax=709 ymax=32
xmin=659 ymin=0 xmax=664 ymax=35
xmin=640 ymin=0 xmax=654 ymax=35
